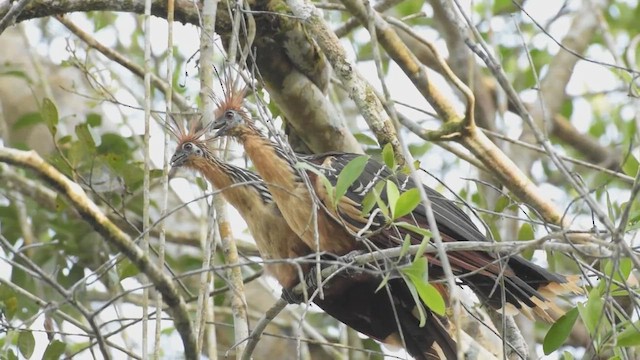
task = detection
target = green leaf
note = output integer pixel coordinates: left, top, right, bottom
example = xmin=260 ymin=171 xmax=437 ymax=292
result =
xmin=561 ymin=351 xmax=575 ymax=360
xmin=335 ymin=156 xmax=369 ymax=203
xmin=517 ymin=223 xmax=535 ymax=259
xmin=394 ymin=188 xmax=421 ymax=220
xmin=617 ymin=321 xmax=640 ymax=346
xmin=55 ymin=195 xmax=68 ymax=212
xmin=354 ymin=133 xmax=378 ymax=146
xmin=1 ymin=295 xmax=18 ymax=320
xmin=196 ymin=177 xmax=208 ymax=191
xmin=382 ymin=143 xmax=395 ymax=170
xmin=361 ymin=189 xmax=377 ymax=216
xmin=401 ymin=274 xmax=427 ymax=327
xmin=395 ymin=221 xmax=432 ymax=238
xmin=401 ymin=258 xmax=445 ymax=316
xmin=86 ymin=113 xmax=102 ymax=127
xmin=75 ymin=124 xmax=96 ymax=150
xmin=414 ymin=281 xmax=446 ymax=317
xmin=6 ymin=349 xmax=18 ymax=360
xmin=599 ymin=258 xmax=633 ymax=293
xmin=57 ymin=264 xmax=85 ymax=289
xmin=401 ymin=256 xmax=428 ymax=280
xmin=98 ymin=134 xmax=132 ymax=156
xmin=395 ymin=222 xmax=433 ymax=260
xmin=361 ymin=181 xmax=387 ymax=218
xmin=18 ymin=331 xmax=35 ymax=359
xmin=375 ymin=273 xmax=391 ymax=293
xmin=161 ymin=326 xmax=176 ymax=336
xmin=399 ymin=234 xmax=412 ymax=258
xmin=517 ymin=223 xmax=534 ymax=240
xmin=43 ymin=340 xmax=66 ymax=360
xmin=117 ymin=258 xmax=139 ymax=280
xmin=492 ymin=0 xmax=516 ymax=14
xmin=386 ymin=180 xmax=399 ymax=218
xmin=150 ymin=169 xmax=164 ymax=179
xmin=622 ymin=154 xmax=639 ymax=177
xmin=41 ymin=98 xmax=59 ymax=136
xmin=405 ymin=278 xmax=427 ymax=327
xmin=578 ymin=288 xmax=605 ymax=336
xmin=494 ymin=195 xmax=510 ymax=213
xmin=543 ymin=307 xmax=579 ymax=354
xmin=12 ymin=112 xmax=43 ymax=130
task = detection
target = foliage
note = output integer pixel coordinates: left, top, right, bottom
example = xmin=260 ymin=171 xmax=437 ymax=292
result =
xmin=0 ymin=0 xmax=639 ymax=359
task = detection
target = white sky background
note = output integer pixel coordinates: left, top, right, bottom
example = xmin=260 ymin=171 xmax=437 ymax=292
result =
xmin=1 ymin=0 xmax=638 ymax=358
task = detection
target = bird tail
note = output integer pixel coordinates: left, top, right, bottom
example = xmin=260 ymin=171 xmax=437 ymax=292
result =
xmin=462 ymin=255 xmax=582 ymax=322
xmin=394 ymin=307 xmax=457 ymax=360
xmin=386 ymin=279 xmax=457 ymax=360
xmin=315 ymin=275 xmax=457 ymax=359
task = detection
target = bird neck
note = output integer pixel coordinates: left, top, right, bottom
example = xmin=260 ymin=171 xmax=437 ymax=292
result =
xmin=191 ymin=156 xmax=271 ymax=213
xmin=238 ymin=129 xmax=301 ymax=192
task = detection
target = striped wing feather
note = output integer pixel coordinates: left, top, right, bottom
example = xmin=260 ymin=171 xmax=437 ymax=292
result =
xmin=304 ymin=153 xmax=576 ymax=319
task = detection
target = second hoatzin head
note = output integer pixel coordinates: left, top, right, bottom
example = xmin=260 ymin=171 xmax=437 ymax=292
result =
xmin=210 ymin=73 xmax=255 ymax=139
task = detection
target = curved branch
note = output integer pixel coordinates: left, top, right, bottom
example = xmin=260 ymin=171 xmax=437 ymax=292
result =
xmin=253 ymin=40 xmax=363 ymax=153
xmin=285 ymin=0 xmax=404 ymax=164
xmin=338 ymin=0 xmax=572 ymax=231
xmin=3 ymin=0 xmax=201 ymax=26
xmin=0 ymin=148 xmax=198 ymax=360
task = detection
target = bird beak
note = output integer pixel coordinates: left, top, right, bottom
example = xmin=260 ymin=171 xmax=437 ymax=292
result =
xmin=170 ymin=151 xmax=187 ymax=167
xmin=211 ymin=118 xmax=228 ymax=138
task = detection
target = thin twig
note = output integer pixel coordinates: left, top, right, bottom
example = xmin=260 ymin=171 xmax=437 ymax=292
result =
xmin=197 ymin=0 xmax=220 ymax=357
xmin=141 ymin=0 xmax=154 ymax=355
xmin=480 ymin=128 xmax=634 ymax=184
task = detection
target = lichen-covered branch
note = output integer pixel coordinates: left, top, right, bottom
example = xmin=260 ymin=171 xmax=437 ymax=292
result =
xmin=285 ymin=0 xmax=404 ymax=164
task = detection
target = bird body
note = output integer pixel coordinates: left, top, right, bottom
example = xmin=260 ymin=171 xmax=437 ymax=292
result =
xmin=210 ymin=72 xmax=582 ymax=358
xmin=237 ymin=128 xmax=361 ymax=255
xmin=225 ymin=121 xmax=580 ymax=320
xmin=169 ymin=117 xmax=312 ymax=288
xmin=171 ymin=115 xmax=457 ymax=359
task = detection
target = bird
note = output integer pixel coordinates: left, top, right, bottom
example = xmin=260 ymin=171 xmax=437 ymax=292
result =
xmin=168 ymin=114 xmax=458 ymax=360
xmin=209 ymin=71 xmax=581 ymax=327
xmin=168 ymin=114 xmax=312 ymax=289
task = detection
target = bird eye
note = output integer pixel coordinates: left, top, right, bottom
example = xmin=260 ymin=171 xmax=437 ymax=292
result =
xmin=225 ymin=110 xmax=235 ymax=120
xmin=184 ymin=143 xmax=192 ymax=150
xmin=195 ymin=148 xmax=203 ymax=156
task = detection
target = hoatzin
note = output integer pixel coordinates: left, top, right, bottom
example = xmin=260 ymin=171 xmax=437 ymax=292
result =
xmin=168 ymin=115 xmax=312 ymax=288
xmin=210 ymin=76 xmax=582 ymax=358
xmin=168 ymin=115 xmax=457 ymax=359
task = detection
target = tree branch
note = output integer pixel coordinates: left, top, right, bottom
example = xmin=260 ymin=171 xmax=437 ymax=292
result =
xmin=0 ymin=148 xmax=198 ymax=360
xmin=285 ymin=0 xmax=404 ymax=164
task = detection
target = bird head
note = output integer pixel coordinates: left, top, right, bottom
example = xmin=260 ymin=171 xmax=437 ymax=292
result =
xmin=165 ymin=114 xmax=211 ymax=170
xmin=210 ymin=68 xmax=253 ymax=139
xmin=170 ymin=140 xmax=207 ymax=168
xmin=211 ymin=107 xmax=250 ymax=138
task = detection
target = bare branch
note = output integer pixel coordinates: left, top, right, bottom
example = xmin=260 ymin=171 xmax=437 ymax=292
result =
xmin=0 ymin=148 xmax=198 ymax=359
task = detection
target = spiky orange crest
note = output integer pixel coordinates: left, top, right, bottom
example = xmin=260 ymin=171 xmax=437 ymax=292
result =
xmin=212 ymin=67 xmax=251 ymax=121
xmin=165 ymin=113 xmax=211 ymax=146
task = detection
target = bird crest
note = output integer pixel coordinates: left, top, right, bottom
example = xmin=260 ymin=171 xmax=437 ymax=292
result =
xmin=212 ymin=66 xmax=250 ymax=121
xmin=165 ymin=113 xmax=210 ymax=146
